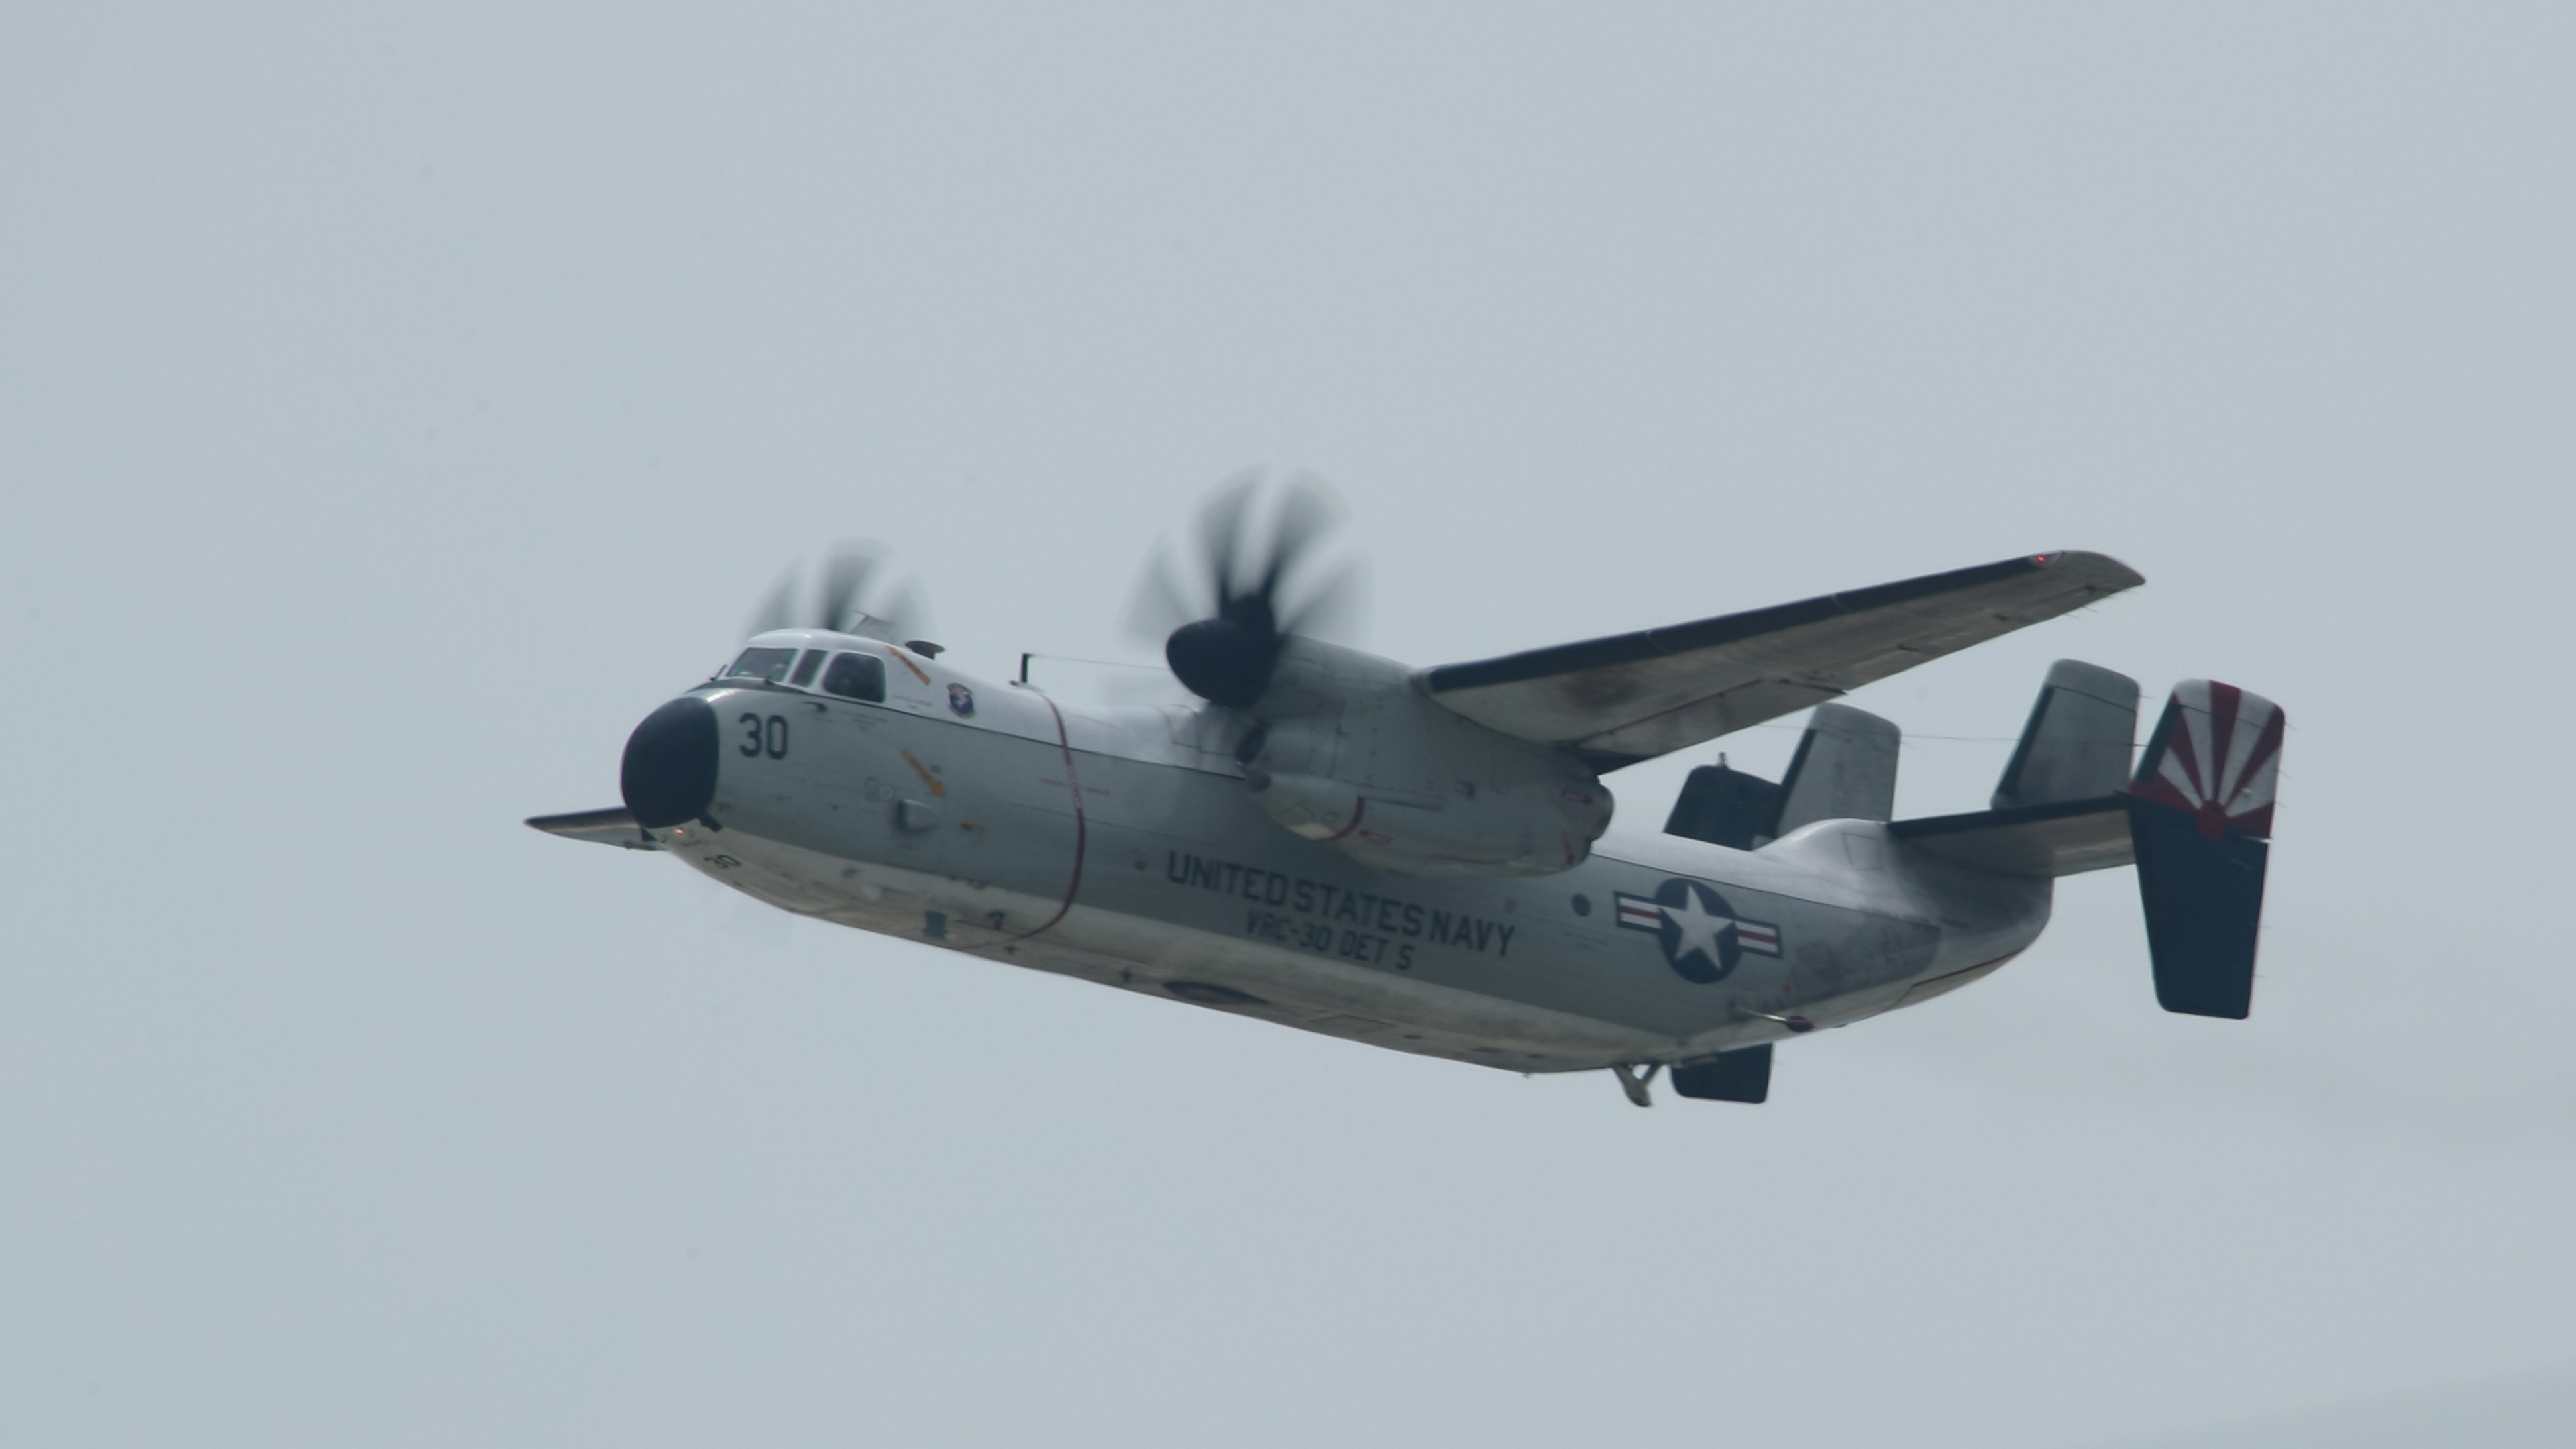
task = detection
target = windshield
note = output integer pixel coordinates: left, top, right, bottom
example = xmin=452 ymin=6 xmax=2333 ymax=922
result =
xmin=722 ymin=646 xmax=800 ymax=682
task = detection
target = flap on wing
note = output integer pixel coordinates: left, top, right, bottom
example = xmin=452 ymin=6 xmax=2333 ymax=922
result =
xmin=1887 ymin=795 xmax=2133 ymax=877
xmin=526 ymin=807 xmax=663 ymax=851
xmin=1419 ymin=552 xmax=2143 ymax=769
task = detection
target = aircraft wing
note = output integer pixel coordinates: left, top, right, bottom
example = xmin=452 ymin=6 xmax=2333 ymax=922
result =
xmin=1418 ymin=552 xmax=2143 ymax=769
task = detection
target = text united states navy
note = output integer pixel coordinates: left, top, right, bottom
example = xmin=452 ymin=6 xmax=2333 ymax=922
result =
xmin=1165 ymin=851 xmax=1518 ymax=960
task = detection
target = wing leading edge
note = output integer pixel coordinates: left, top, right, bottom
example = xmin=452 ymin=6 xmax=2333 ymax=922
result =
xmin=1418 ymin=551 xmax=2143 ymax=769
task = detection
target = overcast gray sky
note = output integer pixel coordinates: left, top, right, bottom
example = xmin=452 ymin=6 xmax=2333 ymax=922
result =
xmin=8 ymin=5 xmax=2575 ymax=1445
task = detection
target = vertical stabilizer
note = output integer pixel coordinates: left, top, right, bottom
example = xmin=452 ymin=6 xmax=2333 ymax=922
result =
xmin=1662 ymin=764 xmax=1784 ymax=850
xmin=1772 ymin=704 xmax=1900 ymax=836
xmin=2125 ymin=680 xmax=2284 ymax=1020
xmin=1671 ymin=1044 xmax=1772 ymax=1103
xmin=1994 ymin=659 xmax=2139 ymax=810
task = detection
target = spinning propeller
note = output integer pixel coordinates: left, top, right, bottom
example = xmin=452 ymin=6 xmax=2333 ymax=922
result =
xmin=747 ymin=541 xmax=930 ymax=644
xmin=1132 ymin=470 xmax=1365 ymax=708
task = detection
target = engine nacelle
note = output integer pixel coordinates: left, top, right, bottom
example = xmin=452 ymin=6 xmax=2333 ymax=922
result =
xmin=1237 ymin=639 xmax=1613 ymax=877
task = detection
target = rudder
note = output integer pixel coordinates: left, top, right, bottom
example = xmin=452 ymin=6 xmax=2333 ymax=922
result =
xmin=2125 ymin=680 xmax=2284 ymax=1020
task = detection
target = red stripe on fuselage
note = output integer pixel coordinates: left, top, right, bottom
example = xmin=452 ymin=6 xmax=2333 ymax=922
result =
xmin=989 ymin=689 xmax=1087 ymax=945
xmin=1324 ymin=797 xmax=1369 ymax=843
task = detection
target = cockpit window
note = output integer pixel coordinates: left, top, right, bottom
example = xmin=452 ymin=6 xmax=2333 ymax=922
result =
xmin=724 ymin=646 xmax=799 ymax=682
xmin=821 ymin=651 xmax=888 ymax=703
xmin=788 ymin=649 xmax=826 ymax=687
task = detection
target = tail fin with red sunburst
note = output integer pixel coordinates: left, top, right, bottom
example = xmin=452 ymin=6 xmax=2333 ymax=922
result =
xmin=2125 ymin=680 xmax=2284 ymax=1019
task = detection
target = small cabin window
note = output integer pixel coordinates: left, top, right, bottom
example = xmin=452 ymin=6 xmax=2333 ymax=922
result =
xmin=788 ymin=649 xmax=827 ymax=687
xmin=724 ymin=646 xmax=799 ymax=682
xmin=822 ymin=651 xmax=888 ymax=703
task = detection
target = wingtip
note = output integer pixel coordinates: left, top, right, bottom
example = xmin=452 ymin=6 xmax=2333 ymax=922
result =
xmin=2039 ymin=550 xmax=2146 ymax=591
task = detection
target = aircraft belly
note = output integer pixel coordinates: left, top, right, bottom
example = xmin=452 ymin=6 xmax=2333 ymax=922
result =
xmin=657 ymin=702 xmax=2053 ymax=1073
xmin=657 ymin=826 xmax=1660 ymax=1069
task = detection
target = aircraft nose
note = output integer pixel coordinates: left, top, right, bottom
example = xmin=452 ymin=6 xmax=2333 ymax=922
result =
xmin=621 ymin=696 xmax=718 ymax=828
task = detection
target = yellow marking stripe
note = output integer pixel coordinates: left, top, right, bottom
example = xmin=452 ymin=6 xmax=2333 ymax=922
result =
xmin=901 ymin=749 xmax=947 ymax=797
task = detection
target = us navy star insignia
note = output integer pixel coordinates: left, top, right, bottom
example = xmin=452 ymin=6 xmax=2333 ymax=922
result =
xmin=1663 ymin=890 xmax=1736 ymax=971
xmin=1612 ymin=879 xmax=1782 ymax=984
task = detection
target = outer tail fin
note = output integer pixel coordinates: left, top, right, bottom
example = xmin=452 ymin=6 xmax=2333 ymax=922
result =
xmin=1994 ymin=660 xmax=2139 ymax=810
xmin=2125 ymin=681 xmax=2284 ymax=1019
xmin=1662 ymin=763 xmax=1782 ymax=850
xmin=1662 ymin=703 xmax=1898 ymax=849
xmin=1772 ymin=704 xmax=1900 ymax=835
xmin=1887 ymin=663 xmax=2137 ymax=877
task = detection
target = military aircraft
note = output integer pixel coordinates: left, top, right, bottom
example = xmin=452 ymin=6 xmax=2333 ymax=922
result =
xmin=531 ymin=478 xmax=2282 ymax=1106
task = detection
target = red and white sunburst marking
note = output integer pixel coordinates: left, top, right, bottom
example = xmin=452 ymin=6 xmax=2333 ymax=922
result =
xmin=2128 ymin=680 xmax=2284 ymax=841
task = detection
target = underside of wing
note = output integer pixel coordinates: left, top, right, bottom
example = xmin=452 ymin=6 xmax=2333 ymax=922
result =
xmin=1418 ymin=552 xmax=2143 ymax=769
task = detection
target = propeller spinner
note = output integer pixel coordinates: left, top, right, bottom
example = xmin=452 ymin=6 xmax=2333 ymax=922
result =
xmin=1135 ymin=470 xmax=1364 ymax=709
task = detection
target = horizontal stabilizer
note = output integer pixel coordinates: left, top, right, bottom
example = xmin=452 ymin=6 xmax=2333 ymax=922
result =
xmin=2127 ymin=681 xmax=2283 ymax=1020
xmin=1671 ymin=1044 xmax=1771 ymax=1103
xmin=1888 ymin=796 xmax=2135 ymax=877
xmin=525 ymin=807 xmax=663 ymax=850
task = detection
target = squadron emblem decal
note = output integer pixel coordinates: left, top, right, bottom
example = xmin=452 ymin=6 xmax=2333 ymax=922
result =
xmin=1614 ymin=880 xmax=1781 ymax=984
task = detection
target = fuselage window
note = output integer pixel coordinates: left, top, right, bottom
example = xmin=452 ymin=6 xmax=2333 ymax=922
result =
xmin=724 ymin=646 xmax=799 ymax=682
xmin=822 ymin=651 xmax=888 ymax=703
xmin=788 ymin=649 xmax=827 ymax=687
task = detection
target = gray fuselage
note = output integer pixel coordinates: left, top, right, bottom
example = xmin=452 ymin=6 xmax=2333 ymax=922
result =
xmin=651 ymin=638 xmax=2051 ymax=1073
